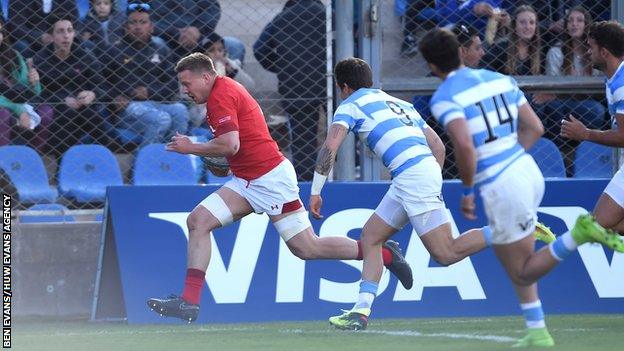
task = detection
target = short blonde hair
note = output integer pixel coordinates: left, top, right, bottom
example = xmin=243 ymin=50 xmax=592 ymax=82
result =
xmin=175 ymin=53 xmax=216 ymax=74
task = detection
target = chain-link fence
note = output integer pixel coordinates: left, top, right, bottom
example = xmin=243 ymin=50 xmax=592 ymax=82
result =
xmin=379 ymin=0 xmax=614 ymax=180
xmin=0 ymin=0 xmax=619 ymax=210
xmin=1 ymin=0 xmax=331 ymax=209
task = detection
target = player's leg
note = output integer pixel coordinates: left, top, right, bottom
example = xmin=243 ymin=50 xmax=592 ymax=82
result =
xmin=147 ymin=184 xmax=253 ymax=322
xmin=328 ymin=194 xmax=410 ymax=330
xmin=594 ymin=171 xmax=624 ymax=233
xmin=417 ymin=209 xmax=489 ymax=266
xmin=493 ymin=237 xmax=554 ymax=348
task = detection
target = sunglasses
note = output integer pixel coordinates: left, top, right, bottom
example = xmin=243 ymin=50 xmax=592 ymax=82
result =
xmin=127 ymin=3 xmax=151 ymax=13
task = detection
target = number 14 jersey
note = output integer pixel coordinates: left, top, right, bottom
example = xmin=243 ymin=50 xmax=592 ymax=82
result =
xmin=333 ymin=88 xmax=435 ymax=178
xmin=430 ymin=67 xmax=528 ymax=186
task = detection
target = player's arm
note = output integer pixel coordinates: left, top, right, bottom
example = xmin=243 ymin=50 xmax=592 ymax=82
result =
xmin=423 ymin=126 xmax=446 ymax=169
xmin=309 ymin=123 xmax=349 ymax=219
xmin=446 ymin=118 xmax=478 ymax=219
xmin=562 ymin=114 xmax=624 ymax=147
xmin=166 ymin=131 xmax=240 ymax=157
xmin=517 ymin=102 xmax=545 ymax=150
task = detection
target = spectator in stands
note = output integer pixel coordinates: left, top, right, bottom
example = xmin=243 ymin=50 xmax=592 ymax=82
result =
xmin=253 ymin=0 xmax=326 ymax=181
xmin=152 ymin=0 xmax=219 ymax=52
xmin=484 ymin=5 xmax=542 ymax=75
xmin=0 ymin=17 xmax=53 ymax=152
xmin=80 ymin=0 xmax=125 ymax=53
xmin=33 ymin=13 xmax=108 ymax=155
xmin=541 ymin=6 xmax=605 ymax=135
xmin=103 ymin=2 xmax=188 ymax=146
xmin=203 ymin=32 xmax=254 ymax=92
xmin=5 ymin=0 xmax=83 ymax=56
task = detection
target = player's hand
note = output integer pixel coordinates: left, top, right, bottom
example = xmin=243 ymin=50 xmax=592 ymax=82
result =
xmin=309 ymin=195 xmax=323 ymax=219
xmin=560 ymin=114 xmax=589 ymax=141
xmin=166 ymin=132 xmax=192 ymax=154
xmin=461 ymin=194 xmax=477 ymax=220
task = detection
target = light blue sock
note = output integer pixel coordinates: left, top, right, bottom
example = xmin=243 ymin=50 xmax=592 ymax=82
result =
xmin=549 ymin=236 xmax=573 ymax=261
xmin=354 ymin=280 xmax=378 ymax=310
xmin=520 ymin=300 xmax=546 ymax=329
xmin=482 ymin=226 xmax=493 ymax=246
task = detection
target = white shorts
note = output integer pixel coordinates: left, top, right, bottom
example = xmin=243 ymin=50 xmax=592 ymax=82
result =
xmin=375 ymin=157 xmax=447 ymax=232
xmin=224 ymin=159 xmax=302 ymax=215
xmin=604 ymin=166 xmax=624 ymax=208
xmin=479 ymin=154 xmax=545 ymax=245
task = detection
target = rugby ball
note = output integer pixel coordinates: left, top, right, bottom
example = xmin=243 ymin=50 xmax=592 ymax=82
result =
xmin=203 ymin=156 xmax=230 ymax=169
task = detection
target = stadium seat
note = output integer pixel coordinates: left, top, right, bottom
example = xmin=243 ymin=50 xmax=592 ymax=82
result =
xmin=58 ymin=145 xmax=124 ymax=203
xmin=133 ymin=144 xmax=198 ymax=185
xmin=21 ymin=203 xmax=74 ymax=223
xmin=0 ymin=145 xmax=58 ymax=204
xmin=527 ymin=138 xmax=566 ymax=177
xmin=573 ymin=141 xmax=613 ymax=178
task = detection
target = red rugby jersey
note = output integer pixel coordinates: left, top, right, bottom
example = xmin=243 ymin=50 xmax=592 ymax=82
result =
xmin=206 ymin=76 xmax=284 ymax=180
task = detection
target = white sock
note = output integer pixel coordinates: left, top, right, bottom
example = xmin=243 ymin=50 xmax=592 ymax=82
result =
xmin=561 ymin=231 xmax=578 ymax=250
xmin=353 ymin=292 xmax=375 ymax=310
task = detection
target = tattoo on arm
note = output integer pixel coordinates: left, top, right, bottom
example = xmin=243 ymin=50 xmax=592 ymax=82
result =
xmin=315 ymin=144 xmax=335 ymax=175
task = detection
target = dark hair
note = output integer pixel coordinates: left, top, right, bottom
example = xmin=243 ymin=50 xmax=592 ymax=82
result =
xmin=333 ymin=57 xmax=373 ymax=91
xmin=452 ymin=23 xmax=478 ymax=48
xmin=507 ymin=5 xmax=541 ymax=75
xmin=201 ymin=32 xmax=225 ymax=51
xmin=588 ymin=20 xmax=624 ymax=58
xmin=47 ymin=12 xmax=76 ymax=34
xmin=562 ymin=6 xmax=592 ymax=75
xmin=419 ymin=28 xmax=461 ymax=73
xmin=0 ymin=18 xmax=17 ymax=79
xmin=175 ymin=52 xmax=216 ymax=74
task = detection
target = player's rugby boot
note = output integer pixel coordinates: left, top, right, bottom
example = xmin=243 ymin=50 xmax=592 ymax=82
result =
xmin=572 ymin=214 xmax=624 ymax=252
xmin=512 ymin=327 xmax=555 ymax=348
xmin=329 ymin=308 xmax=371 ymax=331
xmin=533 ymin=222 xmax=556 ymax=244
xmin=383 ymin=240 xmax=413 ymax=290
xmin=147 ymin=294 xmax=199 ymax=323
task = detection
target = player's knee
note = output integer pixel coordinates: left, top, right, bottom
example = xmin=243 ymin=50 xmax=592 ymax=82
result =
xmin=509 ymin=273 xmax=534 ymax=287
xmin=361 ymin=230 xmax=384 ymax=247
xmin=288 ymin=242 xmax=317 ymax=260
xmin=186 ymin=210 xmax=217 ymax=234
xmin=287 ymin=233 xmax=320 ymax=260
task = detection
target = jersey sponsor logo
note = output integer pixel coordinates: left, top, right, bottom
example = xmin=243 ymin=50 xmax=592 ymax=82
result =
xmin=218 ymin=115 xmax=232 ymax=124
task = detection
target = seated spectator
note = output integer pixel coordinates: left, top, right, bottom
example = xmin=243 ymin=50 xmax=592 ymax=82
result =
xmin=33 ymin=13 xmax=108 ymax=155
xmin=103 ymin=2 xmax=188 ymax=146
xmin=484 ymin=5 xmax=542 ymax=76
xmin=5 ymin=0 xmax=82 ymax=56
xmin=541 ymin=6 xmax=606 ymax=139
xmin=80 ymin=0 xmax=125 ymax=53
xmin=203 ymin=32 xmax=254 ymax=91
xmin=0 ymin=17 xmax=52 ymax=152
xmin=253 ymin=0 xmax=326 ymax=181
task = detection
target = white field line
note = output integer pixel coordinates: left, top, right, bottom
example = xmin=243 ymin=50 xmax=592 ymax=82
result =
xmin=278 ymin=328 xmax=515 ymax=343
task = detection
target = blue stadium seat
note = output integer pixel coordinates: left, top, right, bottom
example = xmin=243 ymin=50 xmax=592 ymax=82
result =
xmin=574 ymin=141 xmax=613 ymax=178
xmin=133 ymin=144 xmax=198 ymax=185
xmin=21 ymin=203 xmax=74 ymax=223
xmin=527 ymin=138 xmax=566 ymax=177
xmin=58 ymin=145 xmax=123 ymax=203
xmin=0 ymin=145 xmax=58 ymax=203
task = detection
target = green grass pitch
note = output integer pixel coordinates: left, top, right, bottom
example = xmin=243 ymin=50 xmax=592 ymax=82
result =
xmin=13 ymin=314 xmax=623 ymax=351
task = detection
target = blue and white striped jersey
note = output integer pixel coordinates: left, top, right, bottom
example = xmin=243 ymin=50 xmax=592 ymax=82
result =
xmin=333 ymin=88 xmax=434 ymax=177
xmin=430 ymin=68 xmax=528 ymax=186
xmin=606 ymin=61 xmax=624 ymax=127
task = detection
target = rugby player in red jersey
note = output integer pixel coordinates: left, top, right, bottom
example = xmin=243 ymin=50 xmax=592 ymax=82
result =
xmin=146 ymin=53 xmax=413 ymax=322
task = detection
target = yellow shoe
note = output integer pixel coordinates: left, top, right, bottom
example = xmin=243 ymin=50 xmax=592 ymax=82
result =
xmin=533 ymin=222 xmax=556 ymax=244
